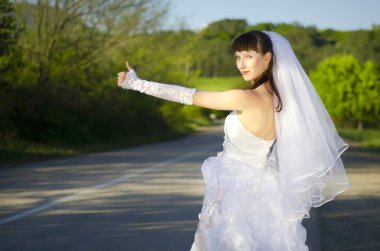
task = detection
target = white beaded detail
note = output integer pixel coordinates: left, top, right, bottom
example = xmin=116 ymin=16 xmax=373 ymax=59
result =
xmin=121 ymin=70 xmax=196 ymax=105
xmin=183 ymin=88 xmax=197 ymax=105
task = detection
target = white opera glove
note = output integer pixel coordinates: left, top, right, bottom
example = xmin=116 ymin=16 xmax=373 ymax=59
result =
xmin=121 ymin=70 xmax=196 ymax=105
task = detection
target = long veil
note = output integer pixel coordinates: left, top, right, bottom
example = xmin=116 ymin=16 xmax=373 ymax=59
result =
xmin=264 ymin=31 xmax=350 ymax=221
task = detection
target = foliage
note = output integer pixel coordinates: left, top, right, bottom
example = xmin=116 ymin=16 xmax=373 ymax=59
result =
xmin=192 ymin=19 xmax=248 ymax=77
xmin=194 ymin=20 xmax=380 ymax=76
xmin=200 ymin=19 xmax=248 ymax=40
xmin=310 ymin=55 xmax=380 ymax=130
xmin=1 ymin=0 xmax=209 ymax=160
xmin=0 ymin=0 xmax=19 ymax=54
xmin=0 ymin=0 xmax=20 ymax=85
xmin=0 ymin=0 xmax=22 ymax=143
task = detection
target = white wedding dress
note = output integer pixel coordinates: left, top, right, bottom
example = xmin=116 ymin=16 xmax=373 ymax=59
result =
xmin=190 ymin=111 xmax=309 ymax=251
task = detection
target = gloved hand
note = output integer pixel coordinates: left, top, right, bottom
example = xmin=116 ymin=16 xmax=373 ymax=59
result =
xmin=117 ymin=61 xmax=196 ymax=105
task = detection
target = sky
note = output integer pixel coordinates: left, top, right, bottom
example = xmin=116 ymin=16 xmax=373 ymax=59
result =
xmin=166 ymin=0 xmax=380 ymax=31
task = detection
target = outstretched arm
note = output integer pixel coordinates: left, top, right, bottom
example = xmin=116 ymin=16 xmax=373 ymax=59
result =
xmin=193 ymin=90 xmax=255 ymax=111
xmin=117 ymin=62 xmax=257 ymax=111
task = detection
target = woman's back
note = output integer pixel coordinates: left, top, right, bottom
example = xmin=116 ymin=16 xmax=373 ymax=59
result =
xmin=238 ymin=88 xmax=276 ymax=141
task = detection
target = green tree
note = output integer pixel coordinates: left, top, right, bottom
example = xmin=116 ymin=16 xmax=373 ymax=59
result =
xmin=194 ymin=19 xmax=248 ymax=77
xmin=310 ymin=55 xmax=380 ymax=130
xmin=15 ymin=0 xmax=167 ymax=88
xmin=2 ymin=0 xmax=187 ymax=146
xmin=1 ymin=0 xmax=213 ymax=151
xmin=0 ymin=0 xmax=20 ymax=80
xmin=200 ymin=19 xmax=247 ymax=40
xmin=0 ymin=0 xmax=21 ymax=142
xmin=358 ymin=61 xmax=380 ymax=127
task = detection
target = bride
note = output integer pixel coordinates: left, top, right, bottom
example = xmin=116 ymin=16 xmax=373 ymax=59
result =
xmin=117 ymin=30 xmax=350 ymax=251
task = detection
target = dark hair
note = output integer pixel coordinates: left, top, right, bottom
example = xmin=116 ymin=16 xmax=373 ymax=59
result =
xmin=232 ymin=30 xmax=283 ymax=112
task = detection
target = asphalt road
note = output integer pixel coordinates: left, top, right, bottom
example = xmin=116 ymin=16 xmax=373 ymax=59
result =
xmin=318 ymin=144 xmax=380 ymax=251
xmin=1 ymin=126 xmax=378 ymax=251
xmin=0 ymin=126 xmax=223 ymax=251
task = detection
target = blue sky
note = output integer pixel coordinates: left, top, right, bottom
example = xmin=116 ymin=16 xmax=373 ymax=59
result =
xmin=166 ymin=0 xmax=380 ymax=31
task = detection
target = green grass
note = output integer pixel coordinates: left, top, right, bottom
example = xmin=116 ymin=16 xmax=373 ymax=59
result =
xmin=0 ymin=141 xmax=75 ymax=166
xmin=191 ymin=76 xmax=247 ymax=91
xmin=337 ymin=128 xmax=380 ymax=151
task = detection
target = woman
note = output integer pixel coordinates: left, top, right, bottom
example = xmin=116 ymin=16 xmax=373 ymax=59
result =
xmin=117 ymin=31 xmax=350 ymax=251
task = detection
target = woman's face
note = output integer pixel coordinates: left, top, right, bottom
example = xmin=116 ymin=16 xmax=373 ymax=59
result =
xmin=235 ymin=50 xmax=270 ymax=82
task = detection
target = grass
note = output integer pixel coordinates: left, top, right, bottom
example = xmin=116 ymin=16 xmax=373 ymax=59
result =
xmin=337 ymin=128 xmax=380 ymax=151
xmin=191 ymin=76 xmax=247 ymax=91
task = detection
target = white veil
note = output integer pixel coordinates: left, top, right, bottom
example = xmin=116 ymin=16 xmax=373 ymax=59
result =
xmin=263 ymin=31 xmax=350 ymax=221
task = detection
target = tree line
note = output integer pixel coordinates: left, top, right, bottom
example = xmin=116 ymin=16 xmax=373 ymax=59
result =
xmin=1 ymin=0 xmax=379 ymax=154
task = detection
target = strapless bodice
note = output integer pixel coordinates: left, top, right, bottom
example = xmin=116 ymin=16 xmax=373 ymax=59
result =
xmin=220 ymin=111 xmax=276 ymax=168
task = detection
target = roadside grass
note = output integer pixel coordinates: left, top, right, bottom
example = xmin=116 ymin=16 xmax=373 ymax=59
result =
xmin=337 ymin=128 xmax=380 ymax=151
xmin=191 ymin=76 xmax=246 ymax=90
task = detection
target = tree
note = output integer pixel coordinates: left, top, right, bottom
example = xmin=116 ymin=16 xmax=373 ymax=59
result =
xmin=194 ymin=19 xmax=248 ymax=77
xmin=15 ymin=0 xmax=168 ymax=88
xmin=0 ymin=0 xmax=21 ymax=141
xmin=310 ymin=55 xmax=380 ymax=130
xmin=1 ymin=0 xmax=177 ymax=145
xmin=200 ymin=19 xmax=247 ymax=40
xmin=0 ymin=0 xmax=18 ymax=50
xmin=0 ymin=0 xmax=20 ymax=77
xmin=358 ymin=61 xmax=380 ymax=128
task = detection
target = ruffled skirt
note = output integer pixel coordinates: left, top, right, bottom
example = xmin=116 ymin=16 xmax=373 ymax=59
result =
xmin=190 ymin=155 xmax=308 ymax=251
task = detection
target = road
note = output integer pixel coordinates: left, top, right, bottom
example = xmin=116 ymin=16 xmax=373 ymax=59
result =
xmin=0 ymin=126 xmax=378 ymax=250
xmin=0 ymin=127 xmax=223 ymax=251
xmin=318 ymin=144 xmax=380 ymax=251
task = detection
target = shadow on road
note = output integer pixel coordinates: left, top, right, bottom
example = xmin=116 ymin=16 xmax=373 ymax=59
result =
xmin=317 ymin=144 xmax=380 ymax=251
xmin=1 ymin=190 xmax=204 ymax=251
xmin=319 ymin=196 xmax=380 ymax=251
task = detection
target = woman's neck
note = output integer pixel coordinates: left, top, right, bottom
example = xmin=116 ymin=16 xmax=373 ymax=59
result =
xmin=251 ymin=81 xmax=273 ymax=96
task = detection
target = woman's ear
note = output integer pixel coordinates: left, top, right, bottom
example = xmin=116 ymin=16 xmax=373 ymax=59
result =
xmin=264 ymin=52 xmax=272 ymax=62
xmin=264 ymin=52 xmax=272 ymax=69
